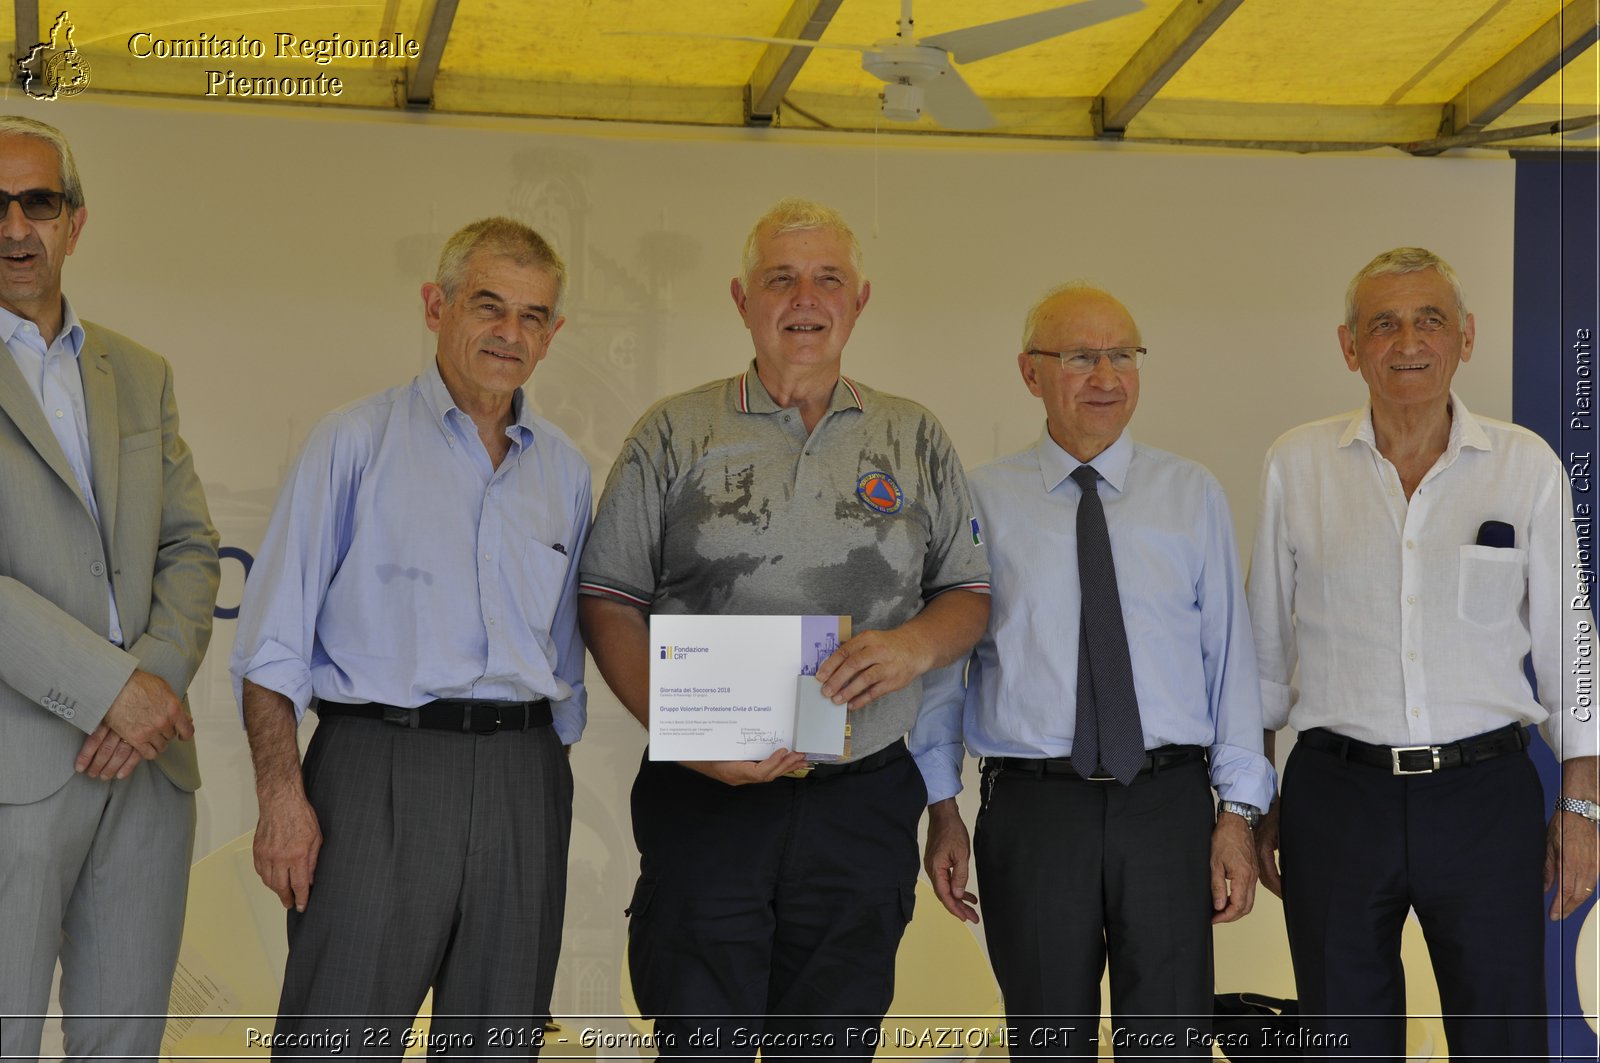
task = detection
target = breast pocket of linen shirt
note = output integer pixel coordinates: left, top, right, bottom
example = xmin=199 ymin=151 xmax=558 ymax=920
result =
xmin=518 ymin=537 xmax=571 ymax=634
xmin=1456 ymin=544 xmax=1527 ymax=628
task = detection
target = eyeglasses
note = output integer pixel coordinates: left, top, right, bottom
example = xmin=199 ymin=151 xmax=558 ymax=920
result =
xmin=0 ymin=190 xmax=68 ymax=221
xmin=1028 ymin=347 xmax=1147 ymax=373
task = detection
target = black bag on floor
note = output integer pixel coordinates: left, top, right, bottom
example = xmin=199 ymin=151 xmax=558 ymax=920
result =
xmin=1213 ymin=992 xmax=1302 ymax=1061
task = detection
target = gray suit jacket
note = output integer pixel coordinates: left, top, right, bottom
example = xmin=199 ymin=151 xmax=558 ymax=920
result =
xmin=0 ymin=321 xmax=219 ymax=804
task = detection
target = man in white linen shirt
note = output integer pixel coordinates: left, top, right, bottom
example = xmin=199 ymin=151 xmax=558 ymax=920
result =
xmin=1248 ymin=246 xmax=1599 ymax=1061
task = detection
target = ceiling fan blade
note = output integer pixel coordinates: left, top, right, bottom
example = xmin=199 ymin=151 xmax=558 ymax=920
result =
xmin=918 ymin=65 xmax=997 ymax=130
xmin=922 ymin=0 xmax=1144 ymax=64
xmin=608 ymin=30 xmax=871 ymax=53
xmin=1562 ymin=116 xmax=1600 ymax=140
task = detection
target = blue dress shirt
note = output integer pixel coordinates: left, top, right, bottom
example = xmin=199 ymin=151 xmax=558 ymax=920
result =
xmin=1 ymin=298 xmax=123 ymax=646
xmin=911 ymin=428 xmax=1275 ymax=808
xmin=230 ymin=361 xmax=591 ymax=744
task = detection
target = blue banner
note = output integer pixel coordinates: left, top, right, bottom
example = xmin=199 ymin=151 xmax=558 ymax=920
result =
xmin=1513 ymin=152 xmax=1599 ymax=1063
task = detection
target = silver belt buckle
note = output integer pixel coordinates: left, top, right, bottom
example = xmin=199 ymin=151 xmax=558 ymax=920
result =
xmin=1390 ymin=744 xmax=1441 ymax=775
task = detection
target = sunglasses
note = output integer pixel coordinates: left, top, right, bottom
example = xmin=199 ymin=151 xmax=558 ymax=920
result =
xmin=0 ymin=190 xmax=68 ymax=220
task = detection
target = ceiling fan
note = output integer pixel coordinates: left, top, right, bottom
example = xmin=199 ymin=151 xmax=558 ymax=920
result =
xmin=641 ymin=0 xmax=1146 ymax=130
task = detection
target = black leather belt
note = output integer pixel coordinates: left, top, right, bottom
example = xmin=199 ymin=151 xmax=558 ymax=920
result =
xmin=1298 ymin=723 xmax=1529 ymax=775
xmin=316 ymin=698 xmax=552 ymax=735
xmin=982 ymin=744 xmax=1206 ymax=781
xmin=791 ymin=738 xmax=909 ymax=779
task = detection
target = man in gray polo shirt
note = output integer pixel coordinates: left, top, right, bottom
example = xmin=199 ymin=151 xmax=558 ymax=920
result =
xmin=579 ymin=198 xmax=990 ymax=1058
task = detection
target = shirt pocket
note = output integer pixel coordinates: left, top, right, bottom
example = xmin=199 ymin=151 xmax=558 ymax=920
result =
xmin=1456 ymin=544 xmax=1526 ymax=628
xmin=519 ymin=536 xmax=571 ymax=634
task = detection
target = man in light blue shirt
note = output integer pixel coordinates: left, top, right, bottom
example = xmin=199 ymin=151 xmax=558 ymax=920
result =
xmin=911 ymin=284 xmax=1273 ymax=1058
xmin=231 ymin=217 xmax=589 ymax=1057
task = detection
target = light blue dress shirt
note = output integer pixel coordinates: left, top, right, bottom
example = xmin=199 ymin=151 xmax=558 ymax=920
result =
xmin=911 ymin=428 xmax=1275 ymax=808
xmin=1 ymin=298 xmax=123 ymax=646
xmin=230 ymin=361 xmax=591 ymax=744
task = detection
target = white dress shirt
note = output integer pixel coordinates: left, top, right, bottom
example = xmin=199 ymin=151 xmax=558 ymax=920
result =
xmin=1248 ymin=394 xmax=1596 ymax=761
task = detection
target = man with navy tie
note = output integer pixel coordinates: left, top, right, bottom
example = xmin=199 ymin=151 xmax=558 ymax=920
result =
xmin=913 ymin=283 xmax=1272 ymax=1057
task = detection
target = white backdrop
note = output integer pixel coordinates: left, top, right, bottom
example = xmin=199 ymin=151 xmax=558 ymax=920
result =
xmin=4 ymin=92 xmax=1521 ymax=1051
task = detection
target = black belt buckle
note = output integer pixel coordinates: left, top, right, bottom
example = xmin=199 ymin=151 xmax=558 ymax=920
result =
xmin=469 ymin=703 xmax=503 ymax=735
xmin=381 ymin=706 xmax=417 ymax=729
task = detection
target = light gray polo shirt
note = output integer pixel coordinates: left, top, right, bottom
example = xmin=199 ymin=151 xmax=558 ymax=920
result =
xmin=580 ymin=364 xmax=990 ymax=759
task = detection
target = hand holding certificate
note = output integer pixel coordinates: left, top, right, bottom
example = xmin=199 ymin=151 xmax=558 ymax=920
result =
xmin=649 ymin=615 xmax=852 ymax=761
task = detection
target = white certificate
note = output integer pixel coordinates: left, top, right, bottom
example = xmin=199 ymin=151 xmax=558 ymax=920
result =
xmin=649 ymin=614 xmax=851 ymax=761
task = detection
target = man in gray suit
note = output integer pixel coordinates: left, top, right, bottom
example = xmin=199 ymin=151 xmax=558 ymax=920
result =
xmin=0 ymin=116 xmax=220 ymax=1060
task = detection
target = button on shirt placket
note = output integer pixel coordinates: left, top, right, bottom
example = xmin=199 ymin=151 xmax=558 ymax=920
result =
xmin=1378 ymin=446 xmax=1453 ymax=743
xmin=780 ymin=409 xmax=805 ymax=492
xmin=791 ymin=409 xmax=841 ymax=498
xmin=456 ymin=413 xmax=522 ymax=680
xmin=1397 ymin=514 xmax=1431 ymax=741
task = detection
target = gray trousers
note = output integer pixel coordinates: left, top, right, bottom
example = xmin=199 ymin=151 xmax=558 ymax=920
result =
xmin=273 ymin=714 xmax=571 ymax=1060
xmin=0 ymin=763 xmax=196 ymax=1062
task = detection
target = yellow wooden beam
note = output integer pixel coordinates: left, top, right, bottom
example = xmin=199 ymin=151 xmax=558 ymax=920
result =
xmin=1099 ymin=0 xmax=1244 ymax=135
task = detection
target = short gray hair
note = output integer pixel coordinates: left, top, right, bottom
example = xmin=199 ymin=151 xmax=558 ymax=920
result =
xmin=741 ymin=198 xmax=864 ymax=283
xmin=1345 ymin=247 xmax=1468 ymax=330
xmin=0 ymin=116 xmax=84 ymax=208
xmin=1020 ymin=282 xmax=1133 ymax=350
xmin=436 ymin=217 xmax=567 ymax=314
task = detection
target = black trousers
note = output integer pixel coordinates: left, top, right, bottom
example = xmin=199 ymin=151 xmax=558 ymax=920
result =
xmin=1279 ymin=738 xmax=1547 ymax=1063
xmin=274 ymin=715 xmax=572 ymax=1060
xmin=974 ymin=757 xmax=1216 ymax=1059
xmin=626 ymin=746 xmax=926 ymax=1062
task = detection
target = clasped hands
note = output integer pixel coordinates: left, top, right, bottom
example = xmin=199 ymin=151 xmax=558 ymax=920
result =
xmin=75 ymin=669 xmax=193 ymax=780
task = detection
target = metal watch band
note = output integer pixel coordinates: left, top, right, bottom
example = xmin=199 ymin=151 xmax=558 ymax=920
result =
xmin=1219 ymin=800 xmax=1262 ymax=829
xmin=1556 ymin=796 xmax=1600 ymax=824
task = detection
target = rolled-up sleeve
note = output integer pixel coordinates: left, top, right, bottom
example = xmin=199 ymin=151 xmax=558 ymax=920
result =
xmin=229 ymin=413 xmax=361 ymax=721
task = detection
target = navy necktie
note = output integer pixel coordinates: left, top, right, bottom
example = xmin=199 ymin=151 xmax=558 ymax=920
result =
xmin=1069 ymin=465 xmax=1145 ymax=784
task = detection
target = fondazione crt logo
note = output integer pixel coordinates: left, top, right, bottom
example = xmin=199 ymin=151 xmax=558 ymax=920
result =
xmin=19 ymin=12 xmax=91 ymax=101
xmin=658 ymin=645 xmax=711 ymax=661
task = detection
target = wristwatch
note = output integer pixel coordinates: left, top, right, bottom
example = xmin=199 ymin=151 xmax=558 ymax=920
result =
xmin=1219 ymin=800 xmax=1262 ymax=829
xmin=1556 ymin=796 xmax=1600 ymax=825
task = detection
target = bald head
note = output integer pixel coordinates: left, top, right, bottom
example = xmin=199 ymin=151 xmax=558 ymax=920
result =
xmin=1018 ymin=284 xmax=1142 ymax=462
xmin=1023 ymin=284 xmax=1140 ymax=351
